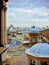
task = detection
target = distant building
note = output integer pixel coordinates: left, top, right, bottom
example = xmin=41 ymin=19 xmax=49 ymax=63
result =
xmin=7 ymin=25 xmax=17 ymax=37
xmin=40 ymin=29 xmax=49 ymax=43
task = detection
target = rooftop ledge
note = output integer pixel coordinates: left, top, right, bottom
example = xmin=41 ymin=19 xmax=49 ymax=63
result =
xmin=0 ymin=44 xmax=9 ymax=54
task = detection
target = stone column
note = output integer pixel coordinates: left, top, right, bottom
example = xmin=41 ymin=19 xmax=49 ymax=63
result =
xmin=35 ymin=36 xmax=38 ymax=43
xmin=4 ymin=7 xmax=7 ymax=44
xmin=1 ymin=7 xmax=5 ymax=44
xmin=29 ymin=36 xmax=32 ymax=47
xmin=0 ymin=7 xmax=1 ymax=44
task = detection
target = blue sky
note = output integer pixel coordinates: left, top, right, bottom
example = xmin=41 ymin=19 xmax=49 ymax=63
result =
xmin=6 ymin=0 xmax=49 ymax=27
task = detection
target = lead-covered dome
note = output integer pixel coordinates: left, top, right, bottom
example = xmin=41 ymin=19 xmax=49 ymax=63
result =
xmin=26 ymin=43 xmax=49 ymax=58
xmin=28 ymin=27 xmax=39 ymax=33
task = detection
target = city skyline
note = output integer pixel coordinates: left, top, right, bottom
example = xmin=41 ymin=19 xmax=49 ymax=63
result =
xmin=6 ymin=0 xmax=49 ymax=27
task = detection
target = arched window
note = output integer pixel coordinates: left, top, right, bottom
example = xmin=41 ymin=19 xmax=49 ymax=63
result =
xmin=31 ymin=37 xmax=36 ymax=45
xmin=41 ymin=62 xmax=48 ymax=65
xmin=30 ymin=60 xmax=35 ymax=65
xmin=32 ymin=38 xmax=35 ymax=43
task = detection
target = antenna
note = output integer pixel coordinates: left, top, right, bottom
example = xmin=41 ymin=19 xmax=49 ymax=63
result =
xmin=33 ymin=15 xmax=35 ymax=27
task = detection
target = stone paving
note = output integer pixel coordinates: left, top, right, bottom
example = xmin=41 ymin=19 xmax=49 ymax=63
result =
xmin=6 ymin=45 xmax=28 ymax=65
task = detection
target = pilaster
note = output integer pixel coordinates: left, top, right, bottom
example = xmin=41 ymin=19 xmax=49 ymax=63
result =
xmin=26 ymin=55 xmax=30 ymax=65
xmin=35 ymin=59 xmax=41 ymax=65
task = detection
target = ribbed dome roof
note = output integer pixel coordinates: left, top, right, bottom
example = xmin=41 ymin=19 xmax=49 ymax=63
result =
xmin=9 ymin=39 xmax=20 ymax=46
xmin=26 ymin=43 xmax=49 ymax=58
xmin=29 ymin=27 xmax=39 ymax=33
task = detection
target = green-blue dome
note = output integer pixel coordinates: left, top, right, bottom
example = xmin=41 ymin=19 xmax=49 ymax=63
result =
xmin=26 ymin=43 xmax=49 ymax=58
xmin=29 ymin=27 xmax=39 ymax=33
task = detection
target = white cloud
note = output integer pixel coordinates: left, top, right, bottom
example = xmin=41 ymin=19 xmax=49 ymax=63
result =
xmin=10 ymin=13 xmax=16 ymax=19
xmin=6 ymin=7 xmax=49 ymax=27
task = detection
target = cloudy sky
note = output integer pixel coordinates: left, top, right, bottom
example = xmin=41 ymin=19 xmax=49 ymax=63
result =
xmin=6 ymin=0 xmax=49 ymax=27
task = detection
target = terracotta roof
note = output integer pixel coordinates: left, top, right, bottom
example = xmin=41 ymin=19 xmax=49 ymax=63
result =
xmin=40 ymin=29 xmax=49 ymax=39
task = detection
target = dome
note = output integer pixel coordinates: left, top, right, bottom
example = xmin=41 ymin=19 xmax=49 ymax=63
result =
xmin=29 ymin=27 xmax=39 ymax=33
xmin=26 ymin=43 xmax=49 ymax=58
xmin=9 ymin=39 xmax=20 ymax=46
